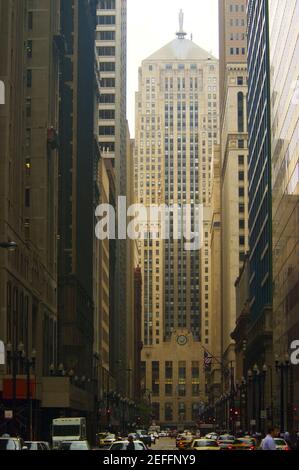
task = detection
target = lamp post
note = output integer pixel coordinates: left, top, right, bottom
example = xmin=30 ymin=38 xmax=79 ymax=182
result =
xmin=6 ymin=342 xmax=24 ymax=435
xmin=247 ymin=369 xmax=253 ymax=433
xmin=24 ymin=349 xmax=36 ymax=440
xmin=275 ymin=355 xmax=291 ymax=433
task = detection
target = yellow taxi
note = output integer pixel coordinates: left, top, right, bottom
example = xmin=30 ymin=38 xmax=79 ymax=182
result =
xmin=230 ymin=437 xmax=257 ymax=451
xmin=177 ymin=434 xmax=194 ymax=450
xmin=190 ymin=439 xmax=220 ymax=451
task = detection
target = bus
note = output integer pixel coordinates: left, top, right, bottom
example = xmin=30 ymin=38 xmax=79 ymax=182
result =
xmin=52 ymin=418 xmax=87 ymax=449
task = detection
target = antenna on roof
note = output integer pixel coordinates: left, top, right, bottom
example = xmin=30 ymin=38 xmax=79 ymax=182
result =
xmin=176 ymin=9 xmax=187 ymax=39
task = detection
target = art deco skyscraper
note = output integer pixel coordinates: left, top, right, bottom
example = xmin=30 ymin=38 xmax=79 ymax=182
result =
xmin=135 ymin=15 xmax=219 ymax=426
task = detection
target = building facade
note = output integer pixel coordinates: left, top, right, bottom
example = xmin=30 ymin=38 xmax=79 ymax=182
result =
xmin=96 ymin=0 xmax=130 ymax=398
xmin=0 ymin=0 xmax=60 ymax=438
xmin=218 ymin=0 xmax=249 ymax=388
xmin=269 ymin=0 xmax=299 ymax=431
xmin=247 ymin=0 xmax=273 ymax=371
xmin=135 ymin=19 xmax=219 ymax=426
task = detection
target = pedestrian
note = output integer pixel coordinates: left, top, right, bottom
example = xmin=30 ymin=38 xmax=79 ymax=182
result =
xmin=126 ymin=435 xmax=136 ymax=451
xmin=261 ymin=428 xmax=277 ymax=450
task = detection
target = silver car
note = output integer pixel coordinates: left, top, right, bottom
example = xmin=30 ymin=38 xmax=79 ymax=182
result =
xmin=0 ymin=437 xmax=26 ymax=450
xmin=109 ymin=440 xmax=147 ymax=451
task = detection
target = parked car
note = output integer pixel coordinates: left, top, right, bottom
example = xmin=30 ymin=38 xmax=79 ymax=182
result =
xmin=190 ymin=439 xmax=220 ymax=451
xmin=0 ymin=437 xmax=26 ymax=450
xmin=58 ymin=440 xmax=90 ymax=450
xmin=109 ymin=440 xmax=147 ymax=451
xmin=24 ymin=441 xmax=50 ymax=451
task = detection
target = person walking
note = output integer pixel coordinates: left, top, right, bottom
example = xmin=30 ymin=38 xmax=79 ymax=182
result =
xmin=261 ymin=428 xmax=277 ymax=450
xmin=126 ymin=435 xmax=136 ymax=451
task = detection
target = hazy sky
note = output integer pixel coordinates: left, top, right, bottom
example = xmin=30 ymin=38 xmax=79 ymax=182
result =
xmin=127 ymin=0 xmax=219 ymax=136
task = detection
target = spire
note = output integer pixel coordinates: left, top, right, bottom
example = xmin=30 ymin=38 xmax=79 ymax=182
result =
xmin=176 ymin=9 xmax=187 ymax=39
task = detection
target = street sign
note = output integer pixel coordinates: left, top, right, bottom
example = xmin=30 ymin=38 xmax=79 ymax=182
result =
xmin=4 ymin=410 xmax=13 ymax=420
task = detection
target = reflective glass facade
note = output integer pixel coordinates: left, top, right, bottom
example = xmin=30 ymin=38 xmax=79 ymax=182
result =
xmin=247 ymin=0 xmax=272 ymax=322
xmin=269 ymin=0 xmax=299 ymax=366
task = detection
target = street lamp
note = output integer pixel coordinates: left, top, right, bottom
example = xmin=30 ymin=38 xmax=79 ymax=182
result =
xmin=0 ymin=241 xmax=18 ymax=251
xmin=6 ymin=342 xmax=36 ymax=439
xmin=275 ymin=355 xmax=291 ymax=433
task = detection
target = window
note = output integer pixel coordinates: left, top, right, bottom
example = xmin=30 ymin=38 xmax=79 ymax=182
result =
xmin=98 ymin=31 xmax=115 ymax=41
xmin=99 ymin=93 xmax=115 ymax=103
xmin=165 ymin=361 xmax=173 ymax=379
xmin=98 ymin=0 xmax=115 ymax=9
xmin=237 ymin=92 xmax=244 ymax=132
xmin=99 ymin=62 xmax=115 ymax=72
xmin=97 ymin=15 xmax=116 ymax=25
xmin=97 ymin=46 xmax=115 ymax=56
xmin=27 ymin=40 xmax=33 ymax=58
xmin=99 ymin=109 xmax=115 ymax=120
xmin=238 ymin=155 xmax=245 ymax=165
xmin=28 ymin=12 xmax=33 ymax=30
xmin=99 ymin=126 xmax=115 ymax=136
xmin=100 ymin=78 xmax=115 ymax=88
xmin=25 ymin=188 xmax=31 ymax=208
xmin=27 ymin=70 xmax=32 ymax=88
xmin=165 ymin=403 xmax=173 ymax=421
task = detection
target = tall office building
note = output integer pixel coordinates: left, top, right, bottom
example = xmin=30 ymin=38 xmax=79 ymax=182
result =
xmin=208 ymin=145 xmax=222 ymax=405
xmin=96 ymin=0 xmax=130 ymax=396
xmin=218 ymin=0 xmax=249 ymax=385
xmin=55 ymin=0 xmax=97 ymax=438
xmin=135 ymin=15 xmax=219 ymax=426
xmin=269 ymin=0 xmax=299 ymax=430
xmin=219 ymin=0 xmax=247 ymax=119
xmin=0 ymin=0 xmax=60 ymax=438
xmin=247 ymin=0 xmax=273 ymax=369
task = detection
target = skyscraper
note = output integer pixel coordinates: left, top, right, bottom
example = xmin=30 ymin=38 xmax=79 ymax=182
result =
xmin=135 ymin=15 xmax=219 ymax=426
xmin=0 ymin=0 xmax=60 ymax=438
xmin=96 ymin=0 xmax=130 ymax=396
xmin=269 ymin=0 xmax=299 ymax=431
xmin=247 ymin=0 xmax=273 ymax=368
xmin=218 ymin=0 xmax=249 ymax=389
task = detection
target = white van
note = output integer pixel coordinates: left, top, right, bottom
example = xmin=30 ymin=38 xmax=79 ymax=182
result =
xmin=52 ymin=417 xmax=87 ymax=449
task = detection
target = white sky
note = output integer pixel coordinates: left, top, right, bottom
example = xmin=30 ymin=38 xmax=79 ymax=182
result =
xmin=127 ymin=0 xmax=219 ymax=137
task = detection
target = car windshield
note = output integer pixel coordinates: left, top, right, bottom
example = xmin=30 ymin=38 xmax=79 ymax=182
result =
xmin=274 ymin=439 xmax=286 ymax=446
xmin=98 ymin=433 xmax=108 ymax=439
xmin=0 ymin=439 xmax=19 ymax=450
xmin=219 ymin=435 xmax=234 ymax=441
xmin=105 ymin=435 xmax=115 ymax=439
xmin=194 ymin=440 xmax=218 ymax=447
xmin=238 ymin=438 xmax=254 ymax=444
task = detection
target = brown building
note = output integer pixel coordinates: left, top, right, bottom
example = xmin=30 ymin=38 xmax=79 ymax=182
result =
xmin=0 ymin=0 xmax=60 ymax=439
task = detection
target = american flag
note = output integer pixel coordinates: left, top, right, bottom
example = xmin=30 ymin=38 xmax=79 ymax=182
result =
xmin=204 ymin=351 xmax=213 ymax=371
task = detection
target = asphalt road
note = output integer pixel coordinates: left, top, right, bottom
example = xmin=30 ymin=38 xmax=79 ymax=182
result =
xmin=151 ymin=437 xmax=177 ymax=451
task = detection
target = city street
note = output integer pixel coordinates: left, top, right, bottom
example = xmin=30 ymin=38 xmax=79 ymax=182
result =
xmin=152 ymin=438 xmax=177 ymax=451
